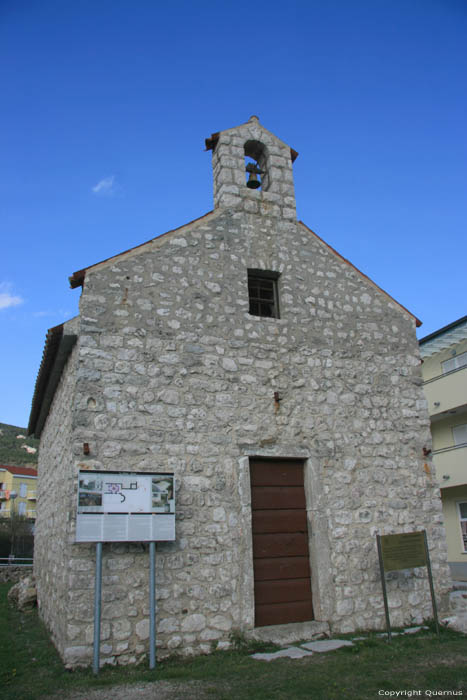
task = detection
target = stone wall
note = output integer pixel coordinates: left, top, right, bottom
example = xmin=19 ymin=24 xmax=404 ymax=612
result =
xmin=34 ymin=318 xmax=78 ymax=658
xmin=0 ymin=566 xmax=32 ymax=584
xmin=46 ymin=205 xmax=449 ymax=666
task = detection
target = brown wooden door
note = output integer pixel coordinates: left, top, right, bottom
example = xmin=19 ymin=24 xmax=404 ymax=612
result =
xmin=250 ymin=458 xmax=314 ymax=627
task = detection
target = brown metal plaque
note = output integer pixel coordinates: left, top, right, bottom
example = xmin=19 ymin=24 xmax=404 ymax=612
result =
xmin=380 ymin=531 xmax=427 ymax=571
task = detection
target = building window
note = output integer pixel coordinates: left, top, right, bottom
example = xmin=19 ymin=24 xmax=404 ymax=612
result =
xmin=453 ymin=424 xmax=467 ymax=447
xmin=248 ymin=270 xmax=280 ymax=319
xmin=458 ymin=502 xmax=467 ymax=553
xmin=18 ymin=502 xmax=26 ymax=516
xmin=20 ymin=483 xmax=27 ymax=498
xmin=442 ymin=351 xmax=467 ymax=374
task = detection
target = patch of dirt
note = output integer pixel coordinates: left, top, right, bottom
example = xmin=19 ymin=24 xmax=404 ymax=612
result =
xmin=43 ymin=680 xmax=223 ymax=700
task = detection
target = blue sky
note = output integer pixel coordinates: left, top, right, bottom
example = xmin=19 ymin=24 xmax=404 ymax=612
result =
xmin=1 ymin=0 xmax=466 ymax=427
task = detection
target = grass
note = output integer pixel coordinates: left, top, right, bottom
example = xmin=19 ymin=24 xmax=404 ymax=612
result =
xmin=1 ymin=582 xmax=467 ymax=700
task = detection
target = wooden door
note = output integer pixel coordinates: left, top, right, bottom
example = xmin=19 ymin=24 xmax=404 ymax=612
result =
xmin=250 ymin=458 xmax=314 ymax=627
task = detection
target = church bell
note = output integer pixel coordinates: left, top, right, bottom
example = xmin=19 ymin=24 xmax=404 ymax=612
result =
xmin=246 ymin=162 xmax=264 ymax=189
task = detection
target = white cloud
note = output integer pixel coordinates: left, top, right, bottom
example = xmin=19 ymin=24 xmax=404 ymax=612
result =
xmin=92 ymin=175 xmax=117 ymax=196
xmin=0 ymin=282 xmax=23 ymax=310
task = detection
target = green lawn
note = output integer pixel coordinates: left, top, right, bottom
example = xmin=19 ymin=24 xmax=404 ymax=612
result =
xmin=1 ymin=582 xmax=466 ymax=700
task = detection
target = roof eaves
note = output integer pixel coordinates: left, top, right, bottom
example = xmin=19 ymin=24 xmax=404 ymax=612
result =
xmin=298 ymin=221 xmax=422 ymax=328
xmin=419 ymin=315 xmax=467 ymax=345
xmin=69 ymin=210 xmax=215 ymax=289
xmin=28 ymin=325 xmax=77 ymax=438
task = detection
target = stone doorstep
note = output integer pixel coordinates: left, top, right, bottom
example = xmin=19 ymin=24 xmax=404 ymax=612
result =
xmin=252 ymin=647 xmax=314 ymax=662
xmin=251 ymin=625 xmax=437 ymax=662
xmin=301 ymin=639 xmax=354 ymax=652
xmin=245 ymin=620 xmax=330 ymax=647
xmin=251 ymin=639 xmax=354 ymax=662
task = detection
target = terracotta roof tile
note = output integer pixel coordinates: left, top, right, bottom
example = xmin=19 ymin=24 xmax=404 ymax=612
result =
xmin=0 ymin=465 xmax=37 ymax=476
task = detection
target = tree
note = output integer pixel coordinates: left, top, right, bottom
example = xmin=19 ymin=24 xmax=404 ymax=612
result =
xmin=0 ymin=511 xmax=34 ymax=558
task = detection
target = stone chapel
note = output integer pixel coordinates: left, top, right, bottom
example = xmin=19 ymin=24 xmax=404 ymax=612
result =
xmin=28 ymin=116 xmax=450 ymax=667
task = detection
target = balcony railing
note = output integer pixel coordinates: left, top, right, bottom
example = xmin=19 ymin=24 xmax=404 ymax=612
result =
xmin=433 ymin=443 xmax=467 ymax=489
xmin=423 ymin=365 xmax=467 ymax=416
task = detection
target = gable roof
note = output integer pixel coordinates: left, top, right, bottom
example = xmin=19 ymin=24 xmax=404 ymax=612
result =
xmin=30 ymin=210 xmax=421 ymax=439
xmin=298 ymin=221 xmax=421 ymax=327
xmin=69 ymin=210 xmax=216 ymax=289
xmin=67 ymin=209 xmax=420 ymax=328
xmin=0 ymin=465 xmax=37 ymax=477
xmin=205 ymin=115 xmax=299 ymax=163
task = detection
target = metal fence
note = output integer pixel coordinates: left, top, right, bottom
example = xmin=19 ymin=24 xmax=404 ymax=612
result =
xmin=0 ymin=557 xmax=33 ymax=567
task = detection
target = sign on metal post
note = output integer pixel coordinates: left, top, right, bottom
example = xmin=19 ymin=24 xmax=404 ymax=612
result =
xmin=76 ymin=471 xmax=176 ymax=674
xmin=76 ymin=471 xmax=175 ymax=542
xmin=376 ymin=530 xmax=439 ymax=642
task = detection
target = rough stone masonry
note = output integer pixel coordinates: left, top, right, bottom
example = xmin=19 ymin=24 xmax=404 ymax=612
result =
xmin=29 ymin=116 xmax=451 ymax=668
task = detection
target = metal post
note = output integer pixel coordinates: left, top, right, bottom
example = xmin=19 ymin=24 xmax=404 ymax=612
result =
xmin=423 ymin=530 xmax=440 ymax=637
xmin=376 ymin=534 xmax=392 ymax=642
xmin=93 ymin=542 xmax=103 ymax=675
xmin=149 ymin=541 xmax=156 ymax=669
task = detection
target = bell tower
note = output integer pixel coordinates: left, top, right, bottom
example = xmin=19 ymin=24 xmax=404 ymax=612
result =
xmin=205 ymin=116 xmax=298 ymax=220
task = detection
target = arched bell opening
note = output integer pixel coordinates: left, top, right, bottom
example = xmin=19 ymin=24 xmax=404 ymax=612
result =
xmin=244 ymin=140 xmax=269 ymax=191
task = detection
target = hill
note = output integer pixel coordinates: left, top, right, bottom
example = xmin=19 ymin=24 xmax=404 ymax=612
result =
xmin=0 ymin=422 xmax=39 ymax=467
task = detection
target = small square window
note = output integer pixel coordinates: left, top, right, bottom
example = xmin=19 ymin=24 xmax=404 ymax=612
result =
xmin=248 ymin=270 xmax=280 ymax=319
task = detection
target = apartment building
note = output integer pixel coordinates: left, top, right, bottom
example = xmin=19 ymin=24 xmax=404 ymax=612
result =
xmin=420 ymin=315 xmax=467 ymax=580
xmin=0 ymin=465 xmax=37 ymax=520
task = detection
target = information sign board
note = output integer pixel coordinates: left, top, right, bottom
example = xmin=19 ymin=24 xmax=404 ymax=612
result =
xmin=379 ymin=531 xmax=427 ymax=571
xmin=376 ymin=530 xmax=439 ymax=642
xmin=76 ymin=470 xmax=175 ymax=543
